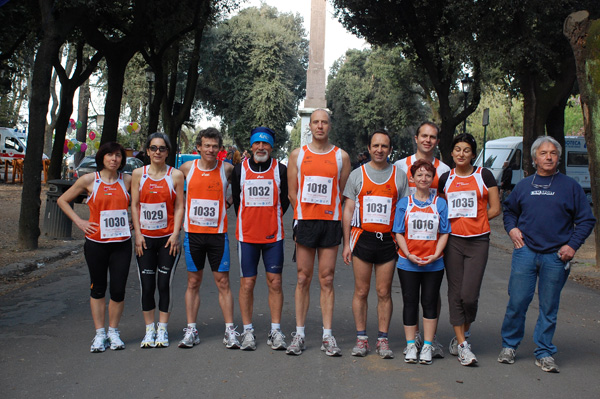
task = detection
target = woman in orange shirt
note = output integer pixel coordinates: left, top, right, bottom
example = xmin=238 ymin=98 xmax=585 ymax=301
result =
xmin=131 ymin=133 xmax=184 ymax=348
xmin=438 ymin=133 xmax=501 ymax=366
xmin=58 ymin=142 xmax=132 ymax=353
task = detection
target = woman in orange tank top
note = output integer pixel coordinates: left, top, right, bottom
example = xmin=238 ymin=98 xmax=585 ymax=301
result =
xmin=58 ymin=142 xmax=132 ymax=353
xmin=438 ymin=133 xmax=501 ymax=366
xmin=131 ymin=133 xmax=185 ymax=348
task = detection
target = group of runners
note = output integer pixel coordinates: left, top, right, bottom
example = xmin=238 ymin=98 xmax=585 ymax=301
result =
xmin=57 ymin=108 xmax=595 ymax=373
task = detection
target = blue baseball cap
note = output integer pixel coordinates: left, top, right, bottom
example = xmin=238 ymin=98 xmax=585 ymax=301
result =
xmin=250 ymin=127 xmax=275 ymax=147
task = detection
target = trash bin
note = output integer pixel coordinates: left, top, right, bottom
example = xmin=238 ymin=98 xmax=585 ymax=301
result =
xmin=43 ymin=179 xmax=85 ymax=239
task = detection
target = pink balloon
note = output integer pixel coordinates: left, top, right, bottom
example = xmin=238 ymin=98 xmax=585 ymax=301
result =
xmin=80 ymin=143 xmax=87 ymax=152
xmin=63 ymin=145 xmax=69 ymax=154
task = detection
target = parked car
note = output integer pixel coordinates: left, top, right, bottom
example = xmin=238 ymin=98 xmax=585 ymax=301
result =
xmin=74 ymin=156 xmax=143 ymax=177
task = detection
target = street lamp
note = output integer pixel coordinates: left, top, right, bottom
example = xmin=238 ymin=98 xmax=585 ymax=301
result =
xmin=461 ymin=74 xmax=473 ymax=134
xmin=145 ymin=67 xmax=155 ymax=134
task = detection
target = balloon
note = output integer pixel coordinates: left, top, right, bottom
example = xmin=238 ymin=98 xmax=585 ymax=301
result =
xmin=132 ymin=122 xmax=140 ymax=132
xmin=71 ymin=138 xmax=78 ymax=143
xmin=76 ymin=120 xmax=82 ymax=129
xmin=67 ymin=141 xmax=74 ymax=150
xmin=63 ymin=145 xmax=69 ymax=154
xmin=74 ymin=143 xmax=81 ymax=152
xmin=126 ymin=125 xmax=134 ymax=134
xmin=89 ymin=131 xmax=96 ymax=140
xmin=64 ymin=139 xmax=69 ymax=145
xmin=94 ymin=141 xmax=100 ymax=150
xmin=80 ymin=143 xmax=87 ymax=152
xmin=68 ymin=147 xmax=76 ymax=155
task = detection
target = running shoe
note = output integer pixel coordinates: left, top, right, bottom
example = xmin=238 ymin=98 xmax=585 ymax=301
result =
xmin=420 ymin=344 xmax=433 ymax=365
xmin=90 ymin=332 xmax=108 ymax=353
xmin=449 ymin=336 xmax=459 ymax=356
xmin=155 ymin=326 xmax=169 ymax=348
xmin=107 ymin=329 xmax=125 ymax=350
xmin=376 ymin=338 xmax=394 ymax=359
xmin=432 ymin=335 xmax=445 ymax=358
xmin=286 ymin=332 xmax=305 ymax=355
xmin=140 ymin=327 xmax=156 ymax=348
xmin=178 ymin=327 xmax=200 ymax=348
xmin=535 ymin=356 xmax=559 ymax=373
xmin=240 ymin=328 xmax=256 ymax=351
xmin=404 ymin=331 xmax=423 ymax=354
xmin=457 ymin=342 xmax=477 ymax=366
xmin=321 ymin=335 xmax=342 ymax=357
xmin=267 ymin=329 xmax=287 ymax=350
xmin=404 ymin=342 xmax=418 ymax=363
xmin=351 ymin=336 xmax=369 ymax=357
xmin=223 ymin=326 xmax=241 ymax=349
xmin=497 ymin=347 xmax=516 ymax=364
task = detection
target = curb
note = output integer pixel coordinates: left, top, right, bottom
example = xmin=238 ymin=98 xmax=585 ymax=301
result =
xmin=1 ymin=240 xmax=85 ymax=278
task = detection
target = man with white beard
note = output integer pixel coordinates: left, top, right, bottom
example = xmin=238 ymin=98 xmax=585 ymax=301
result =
xmin=231 ymin=127 xmax=290 ymax=351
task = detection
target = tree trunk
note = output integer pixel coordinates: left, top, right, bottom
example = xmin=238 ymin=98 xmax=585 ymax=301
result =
xmin=18 ymin=0 xmax=75 ymax=249
xmin=47 ymin=80 xmax=76 ymax=180
xmin=100 ymin=55 xmax=131 ymax=145
xmin=75 ymin=80 xmax=90 ymax=167
xmin=564 ymin=11 xmax=600 ymax=267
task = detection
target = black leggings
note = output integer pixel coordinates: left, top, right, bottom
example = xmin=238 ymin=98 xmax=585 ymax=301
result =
xmin=136 ymin=236 xmax=180 ymax=313
xmin=398 ymin=268 xmax=445 ymax=326
xmin=84 ymin=239 xmax=132 ymax=302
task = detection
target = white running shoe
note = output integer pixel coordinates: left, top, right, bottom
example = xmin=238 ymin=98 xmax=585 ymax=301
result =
xmin=240 ymin=328 xmax=256 ymax=351
xmin=420 ymin=344 xmax=433 ymax=365
xmin=458 ymin=342 xmax=477 ymax=366
xmin=107 ymin=329 xmax=125 ymax=350
xmin=321 ymin=335 xmax=342 ymax=357
xmin=404 ymin=342 xmax=418 ymax=363
xmin=140 ymin=327 xmax=156 ymax=348
xmin=223 ymin=326 xmax=241 ymax=349
xmin=155 ymin=327 xmax=169 ymax=348
xmin=90 ymin=332 xmax=108 ymax=353
xmin=178 ymin=327 xmax=200 ymax=348
xmin=286 ymin=333 xmax=305 ymax=355
xmin=267 ymin=329 xmax=287 ymax=350
xmin=449 ymin=336 xmax=459 ymax=356
xmin=432 ymin=335 xmax=444 ymax=358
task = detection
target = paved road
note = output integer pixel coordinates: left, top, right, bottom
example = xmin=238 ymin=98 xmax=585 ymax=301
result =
xmin=1 ymin=208 xmax=599 ymax=398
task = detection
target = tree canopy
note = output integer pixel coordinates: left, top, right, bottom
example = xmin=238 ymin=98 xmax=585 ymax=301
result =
xmin=197 ymin=5 xmax=308 ymax=154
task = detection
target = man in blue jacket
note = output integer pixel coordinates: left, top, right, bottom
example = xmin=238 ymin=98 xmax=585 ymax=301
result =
xmin=497 ymin=136 xmax=595 ymax=373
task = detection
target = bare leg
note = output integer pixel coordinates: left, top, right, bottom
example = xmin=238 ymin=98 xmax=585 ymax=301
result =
xmin=143 ymin=309 xmax=155 ymax=325
xmin=239 ymin=276 xmax=257 ymax=326
xmin=266 ymin=272 xmax=283 ymax=324
xmin=374 ymin=260 xmax=395 ymax=333
xmin=317 ymin=246 xmax=339 ymax=330
xmin=213 ymin=271 xmax=234 ymax=323
xmin=90 ymin=297 xmax=106 ymax=329
xmin=184 ymin=270 xmax=203 ymax=324
xmin=294 ymin=243 xmax=316 ymax=328
xmin=108 ymin=300 xmax=124 ymax=328
xmin=351 ymin=257 xmax=372 ymax=332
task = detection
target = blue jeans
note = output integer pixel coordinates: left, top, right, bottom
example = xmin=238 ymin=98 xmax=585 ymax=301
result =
xmin=500 ymin=245 xmax=570 ymax=359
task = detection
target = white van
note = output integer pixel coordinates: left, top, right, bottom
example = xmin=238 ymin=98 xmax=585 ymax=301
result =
xmin=474 ymin=136 xmax=592 ymax=202
xmin=0 ymin=127 xmax=27 ymax=162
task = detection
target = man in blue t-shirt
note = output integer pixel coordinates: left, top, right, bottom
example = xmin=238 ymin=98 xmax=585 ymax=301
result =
xmin=497 ymin=136 xmax=595 ymax=373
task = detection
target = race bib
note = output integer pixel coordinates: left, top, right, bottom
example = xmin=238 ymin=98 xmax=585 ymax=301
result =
xmin=100 ymin=209 xmax=130 ymax=239
xmin=189 ymin=199 xmax=219 ymax=227
xmin=407 ymin=212 xmax=438 ymax=241
xmin=447 ymin=190 xmax=477 ymax=218
xmin=301 ymin=176 xmax=333 ymax=205
xmin=140 ymin=202 xmax=167 ymax=230
xmin=244 ymin=179 xmax=273 ymax=207
xmin=362 ymin=195 xmax=392 ymax=225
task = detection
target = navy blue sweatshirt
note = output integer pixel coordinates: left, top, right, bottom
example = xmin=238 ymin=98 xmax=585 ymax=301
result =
xmin=503 ymin=172 xmax=595 ymax=253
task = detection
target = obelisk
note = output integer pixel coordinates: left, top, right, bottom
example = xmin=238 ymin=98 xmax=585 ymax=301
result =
xmin=300 ymin=0 xmax=327 ymax=146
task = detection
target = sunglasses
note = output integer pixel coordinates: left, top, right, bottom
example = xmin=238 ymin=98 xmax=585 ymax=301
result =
xmin=148 ymin=145 xmax=168 ymax=153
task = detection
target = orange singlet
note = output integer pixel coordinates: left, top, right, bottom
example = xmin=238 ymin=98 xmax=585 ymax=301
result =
xmin=138 ymin=165 xmax=176 ymax=238
xmin=400 ymin=195 xmax=441 ymax=259
xmin=351 ymin=165 xmax=398 ymax=233
xmin=442 ymin=167 xmax=490 ymax=237
xmin=236 ymin=158 xmax=284 ymax=243
xmin=184 ymin=159 xmax=228 ymax=234
xmin=86 ymin=172 xmax=131 ymax=243
xmin=294 ymin=145 xmax=343 ymax=221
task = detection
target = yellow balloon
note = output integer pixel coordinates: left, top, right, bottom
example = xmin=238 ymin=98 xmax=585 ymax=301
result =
xmin=94 ymin=141 xmax=100 ymax=149
xmin=67 ymin=141 xmax=74 ymax=149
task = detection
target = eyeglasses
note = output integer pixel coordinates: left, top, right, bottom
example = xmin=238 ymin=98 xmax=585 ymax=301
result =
xmin=148 ymin=145 xmax=168 ymax=153
xmin=531 ymin=173 xmax=555 ymax=189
